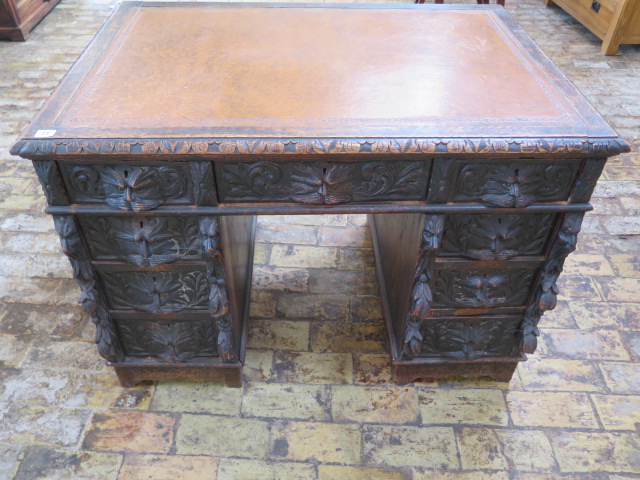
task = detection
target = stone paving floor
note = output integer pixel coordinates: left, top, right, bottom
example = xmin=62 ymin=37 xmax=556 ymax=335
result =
xmin=1 ymin=0 xmax=639 ymax=478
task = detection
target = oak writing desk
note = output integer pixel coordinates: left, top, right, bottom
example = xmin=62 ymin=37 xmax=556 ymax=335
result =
xmin=11 ymin=3 xmax=629 ymax=386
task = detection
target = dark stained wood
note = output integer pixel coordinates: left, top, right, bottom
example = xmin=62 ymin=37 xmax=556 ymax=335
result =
xmin=12 ymin=3 xmax=628 ymax=386
xmin=370 ymin=213 xmax=425 ymax=356
xmin=113 ymin=361 xmax=243 ymax=388
xmin=0 ymin=0 xmax=61 ymax=41
xmin=219 ymin=215 xmax=256 ymax=363
xmin=393 ymin=360 xmax=521 ymax=384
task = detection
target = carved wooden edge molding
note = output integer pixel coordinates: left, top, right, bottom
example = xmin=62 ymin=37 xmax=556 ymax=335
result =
xmin=52 ymin=215 xmax=125 ymax=363
xmin=401 ymin=214 xmax=445 ymax=360
xmin=199 ymin=216 xmax=239 ymax=363
xmin=519 ymin=212 xmax=584 ymax=355
xmin=12 ymin=137 xmax=630 ymax=157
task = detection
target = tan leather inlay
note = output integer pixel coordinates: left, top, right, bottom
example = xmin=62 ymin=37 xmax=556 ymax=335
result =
xmin=54 ymin=6 xmax=580 ymax=137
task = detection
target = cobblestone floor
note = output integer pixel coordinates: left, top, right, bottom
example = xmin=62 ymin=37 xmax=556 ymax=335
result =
xmin=1 ymin=0 xmax=639 ymax=478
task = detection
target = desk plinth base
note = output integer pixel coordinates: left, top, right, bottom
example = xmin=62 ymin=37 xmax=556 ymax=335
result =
xmin=370 ymin=213 xmax=525 ymax=385
xmin=391 ymin=360 xmax=523 ymax=385
xmin=113 ymin=360 xmax=243 ymax=388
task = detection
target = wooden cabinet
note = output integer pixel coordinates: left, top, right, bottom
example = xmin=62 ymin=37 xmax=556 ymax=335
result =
xmin=0 ymin=0 xmax=60 ymax=41
xmin=545 ymin=0 xmax=640 ymax=54
xmin=11 ymin=3 xmax=629 ymax=386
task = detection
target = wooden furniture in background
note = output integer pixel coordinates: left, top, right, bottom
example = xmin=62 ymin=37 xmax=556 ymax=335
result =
xmin=12 ymin=3 xmax=628 ymax=386
xmin=0 ymin=0 xmax=61 ymax=41
xmin=545 ymin=0 xmax=640 ymax=54
xmin=416 ymin=1 xmax=506 ymax=5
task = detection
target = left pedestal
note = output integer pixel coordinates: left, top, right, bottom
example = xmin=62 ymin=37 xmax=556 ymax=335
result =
xmin=32 ymin=159 xmax=255 ymax=387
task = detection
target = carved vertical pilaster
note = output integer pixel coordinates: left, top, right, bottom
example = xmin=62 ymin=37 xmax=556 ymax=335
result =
xmin=32 ymin=160 xmax=70 ymax=206
xmin=401 ymin=214 xmax=445 ymax=359
xmin=190 ymin=160 xmax=218 ymax=206
xmin=570 ymin=158 xmax=607 ymax=203
xmin=199 ymin=216 xmax=238 ymax=363
xmin=519 ymin=212 xmax=584 ymax=354
xmin=52 ymin=215 xmax=124 ymax=362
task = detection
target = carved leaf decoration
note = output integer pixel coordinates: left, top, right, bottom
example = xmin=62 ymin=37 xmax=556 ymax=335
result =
xmin=290 ymin=163 xmax=354 ymax=204
xmin=175 ymin=272 xmax=209 ymax=310
xmin=427 ymin=160 xmax=454 ymax=202
xmin=81 ymin=218 xmax=119 ymax=257
xmin=94 ymin=305 xmax=123 ymax=362
xmin=402 ymin=319 xmax=423 ymax=359
xmin=32 ymin=160 xmax=69 ymax=205
xmin=102 ymin=167 xmax=163 ymax=212
xmin=420 ymin=319 xmax=518 ymax=359
xmin=520 ymin=314 xmax=540 ymax=355
xmin=68 ymin=166 xmax=105 ymax=197
xmin=119 ymin=321 xmax=216 ymax=362
xmin=190 ymin=161 xmax=217 ymax=206
xmin=51 ymin=215 xmax=124 ymax=363
xmin=539 ymin=164 xmax=574 ymax=198
xmin=411 ymin=275 xmax=433 ymax=319
xmin=156 ymin=166 xmax=188 ymax=199
xmin=456 ymin=163 xmax=577 ymax=207
xmin=434 ymin=270 xmax=533 ymax=308
xmin=222 ymin=162 xmax=286 ymax=199
xmin=456 ymin=164 xmax=491 ymax=197
xmin=208 ymin=278 xmax=229 ymax=318
xmin=353 ymin=162 xmax=395 ymax=197
xmin=216 ymin=316 xmax=238 ymax=363
xmin=441 ymin=216 xmax=468 ymax=253
xmin=102 ymin=272 xmax=208 ymax=313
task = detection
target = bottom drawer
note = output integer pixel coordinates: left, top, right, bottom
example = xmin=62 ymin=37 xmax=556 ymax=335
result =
xmin=418 ymin=316 xmax=521 ymax=360
xmin=98 ymin=269 xmax=210 ymax=314
xmin=116 ymin=318 xmax=218 ymax=362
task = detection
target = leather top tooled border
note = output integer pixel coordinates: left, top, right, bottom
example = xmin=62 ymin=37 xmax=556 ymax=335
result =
xmin=10 ymin=137 xmax=631 ymax=158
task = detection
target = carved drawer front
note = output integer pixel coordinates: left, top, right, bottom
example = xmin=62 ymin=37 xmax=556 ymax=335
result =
xmin=79 ymin=216 xmax=201 ymax=266
xmin=432 ymin=266 xmax=537 ymax=309
xmin=215 ymin=159 xmax=430 ymax=204
xmin=98 ymin=270 xmax=209 ymax=313
xmin=428 ymin=159 xmax=581 ymax=206
xmin=440 ymin=213 xmax=556 ymax=260
xmin=116 ymin=318 xmax=218 ymax=362
xmin=418 ymin=316 xmax=520 ymax=360
xmin=61 ymin=163 xmax=193 ymax=210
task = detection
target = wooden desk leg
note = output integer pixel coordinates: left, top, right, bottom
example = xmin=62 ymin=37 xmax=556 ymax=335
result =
xmin=112 ymin=215 xmax=255 ymax=387
xmin=369 ymin=213 xmax=521 ymax=384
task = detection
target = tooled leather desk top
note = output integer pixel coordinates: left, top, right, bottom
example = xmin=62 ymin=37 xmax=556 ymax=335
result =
xmin=12 ymin=2 xmax=628 ymax=157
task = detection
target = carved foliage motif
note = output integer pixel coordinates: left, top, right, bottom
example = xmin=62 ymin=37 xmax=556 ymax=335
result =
xmin=52 ymin=215 xmax=124 ymax=362
xmin=118 ymin=319 xmax=217 ymax=363
xmin=32 ymin=160 xmax=69 ymax=206
xmin=199 ymin=216 xmax=238 ymax=363
xmin=441 ymin=213 xmax=555 ymax=260
xmin=454 ymin=162 xmax=578 ymax=207
xmin=101 ymin=271 xmax=209 ymax=313
xmin=520 ymin=213 xmax=583 ymax=355
xmin=66 ymin=164 xmax=189 ymax=211
xmin=14 ymin=137 xmax=629 ymax=157
xmin=570 ymin=158 xmax=606 ymax=203
xmin=433 ymin=269 xmax=534 ymax=308
xmin=220 ymin=161 xmax=287 ymax=200
xmin=401 ymin=215 xmax=445 ymax=360
xmin=190 ymin=160 xmax=218 ymax=206
xmin=420 ymin=319 xmax=519 ymax=359
xmin=218 ymin=160 xmax=428 ymax=204
xmin=79 ymin=216 xmax=200 ymax=266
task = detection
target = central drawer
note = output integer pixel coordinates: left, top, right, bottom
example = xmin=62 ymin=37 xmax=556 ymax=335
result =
xmin=215 ymin=158 xmax=431 ymax=204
